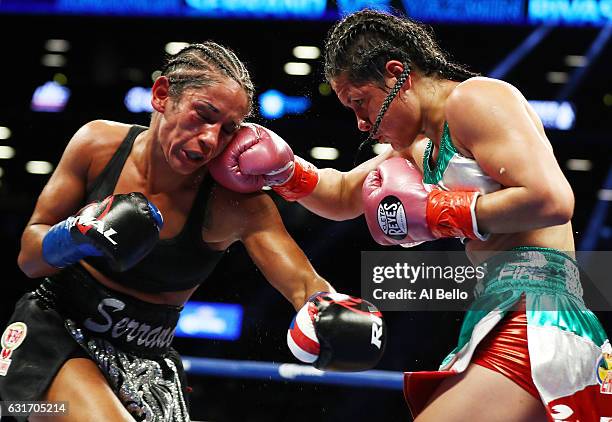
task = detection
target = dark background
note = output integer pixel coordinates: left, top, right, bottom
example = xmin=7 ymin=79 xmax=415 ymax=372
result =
xmin=0 ymin=10 xmax=611 ymax=422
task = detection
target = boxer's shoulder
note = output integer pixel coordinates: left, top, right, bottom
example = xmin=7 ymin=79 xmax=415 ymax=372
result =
xmin=68 ymin=120 xmax=133 ymax=186
xmin=72 ymin=120 xmax=131 ymax=151
xmin=203 ymin=184 xmax=279 ymax=247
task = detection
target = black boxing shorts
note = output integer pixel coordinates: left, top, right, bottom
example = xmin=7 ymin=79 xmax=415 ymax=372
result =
xmin=0 ymin=264 xmax=190 ymax=422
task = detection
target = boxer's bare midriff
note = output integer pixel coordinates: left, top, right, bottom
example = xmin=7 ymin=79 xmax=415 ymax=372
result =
xmin=465 ymin=222 xmax=575 ymax=265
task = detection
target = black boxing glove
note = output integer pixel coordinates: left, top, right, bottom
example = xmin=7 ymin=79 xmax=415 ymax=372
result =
xmin=287 ymin=292 xmax=386 ymax=371
xmin=42 ymin=192 xmax=163 ymax=272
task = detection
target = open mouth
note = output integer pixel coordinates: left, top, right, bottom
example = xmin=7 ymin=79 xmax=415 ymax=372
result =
xmin=182 ymin=149 xmax=205 ymax=162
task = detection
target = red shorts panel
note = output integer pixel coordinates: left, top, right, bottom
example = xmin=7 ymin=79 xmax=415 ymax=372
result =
xmin=404 ymin=300 xmax=539 ymax=418
xmin=472 ymin=301 xmax=539 ymax=400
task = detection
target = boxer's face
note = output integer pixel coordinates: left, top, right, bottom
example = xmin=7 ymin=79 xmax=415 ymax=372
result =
xmin=154 ymin=75 xmax=249 ymax=175
xmin=331 ymin=73 xmax=421 ymax=151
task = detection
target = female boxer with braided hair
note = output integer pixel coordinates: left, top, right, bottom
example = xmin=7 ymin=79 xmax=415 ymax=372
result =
xmin=1 ymin=41 xmax=386 ymax=421
xmin=209 ymin=10 xmax=611 ymax=421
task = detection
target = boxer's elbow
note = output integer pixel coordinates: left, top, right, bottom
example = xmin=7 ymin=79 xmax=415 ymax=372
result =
xmin=535 ymin=184 xmax=574 ymax=226
xmin=17 ymin=252 xmax=40 ymax=278
xmin=17 ymin=249 xmax=54 ymax=279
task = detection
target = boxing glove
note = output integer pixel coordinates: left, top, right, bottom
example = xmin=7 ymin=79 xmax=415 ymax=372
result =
xmin=363 ymin=157 xmax=488 ymax=246
xmin=287 ymin=292 xmax=386 ymax=371
xmin=208 ymin=123 xmax=318 ymax=201
xmin=42 ymin=192 xmax=163 ymax=272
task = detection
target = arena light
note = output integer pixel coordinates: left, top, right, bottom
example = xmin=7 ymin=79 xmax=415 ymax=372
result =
xmin=310 ymin=147 xmax=339 ymax=160
xmin=528 ymin=100 xmax=575 ymax=130
xmin=165 ymin=42 xmax=190 ymax=55
xmin=125 ymin=87 xmax=154 ymax=113
xmin=598 ymin=189 xmax=612 ymax=201
xmin=292 ymin=46 xmax=320 ymax=60
xmin=546 ymin=72 xmax=569 ymax=84
xmin=372 ymin=144 xmax=393 ymax=155
xmin=25 ymin=161 xmax=54 ymax=175
xmin=529 ymin=0 xmax=612 ymax=25
xmin=53 ymin=73 xmax=68 ymax=85
xmin=258 ymin=89 xmax=311 ymax=120
xmin=284 ymin=62 xmax=311 ymax=76
xmin=44 ymin=39 xmax=70 ymax=53
xmin=175 ymin=301 xmax=243 ymax=340
xmin=5 ymin=0 xmax=612 ymax=27
xmin=556 ymin=23 xmax=612 ymax=102
xmin=0 ymin=146 xmax=15 ymax=159
xmin=488 ymin=26 xmax=552 ymax=79
xmin=0 ymin=127 xmax=11 ymax=140
xmin=318 ymin=83 xmax=332 ymax=96
xmin=184 ymin=0 xmax=326 ymax=18
xmin=565 ymin=55 xmax=587 ymax=67
xmin=31 ymin=81 xmax=71 ymax=112
xmin=566 ymin=159 xmax=592 ymax=172
xmin=41 ymin=54 xmax=67 ymax=68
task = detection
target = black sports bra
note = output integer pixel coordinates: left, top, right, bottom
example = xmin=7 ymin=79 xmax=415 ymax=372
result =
xmin=83 ymin=125 xmax=225 ymax=292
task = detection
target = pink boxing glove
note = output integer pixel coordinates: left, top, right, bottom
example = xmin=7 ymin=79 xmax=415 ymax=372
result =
xmin=208 ymin=123 xmax=319 ymax=201
xmin=362 ymin=158 xmax=435 ymax=246
xmin=363 ymin=158 xmax=489 ymax=246
xmin=208 ymin=123 xmax=293 ymax=193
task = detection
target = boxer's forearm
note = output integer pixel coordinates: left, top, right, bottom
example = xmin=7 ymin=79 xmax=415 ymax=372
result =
xmin=297 ymin=168 xmax=364 ymax=221
xmin=476 ymin=186 xmax=574 ymax=233
xmin=18 ymin=224 xmax=60 ymax=278
xmin=297 ymin=149 xmax=394 ymax=220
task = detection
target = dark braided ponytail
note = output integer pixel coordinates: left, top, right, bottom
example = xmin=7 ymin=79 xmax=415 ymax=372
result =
xmin=161 ymin=41 xmax=255 ymax=114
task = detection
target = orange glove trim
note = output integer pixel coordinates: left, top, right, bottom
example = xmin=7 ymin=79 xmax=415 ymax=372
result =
xmin=272 ymin=156 xmax=319 ymax=201
xmin=425 ymin=189 xmax=484 ymax=240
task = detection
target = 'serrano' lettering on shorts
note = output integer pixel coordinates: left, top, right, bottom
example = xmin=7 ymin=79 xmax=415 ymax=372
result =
xmin=83 ymin=298 xmax=175 ymax=349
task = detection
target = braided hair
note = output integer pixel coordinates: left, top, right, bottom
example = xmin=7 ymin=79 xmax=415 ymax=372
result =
xmin=324 ymin=9 xmax=477 ymax=86
xmin=161 ymin=41 xmax=255 ymax=115
xmin=324 ymin=10 xmax=479 ymax=161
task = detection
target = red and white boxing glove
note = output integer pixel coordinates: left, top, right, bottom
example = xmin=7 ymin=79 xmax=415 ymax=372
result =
xmin=287 ymin=292 xmax=386 ymax=371
xmin=362 ymin=157 xmax=488 ymax=246
xmin=208 ymin=123 xmax=319 ymax=201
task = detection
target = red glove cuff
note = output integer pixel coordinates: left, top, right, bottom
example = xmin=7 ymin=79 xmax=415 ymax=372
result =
xmin=425 ymin=190 xmax=488 ymax=241
xmin=272 ymin=156 xmax=319 ymax=201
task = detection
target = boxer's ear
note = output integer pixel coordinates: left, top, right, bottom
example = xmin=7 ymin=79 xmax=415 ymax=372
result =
xmin=384 ymin=60 xmax=411 ymax=91
xmin=151 ymin=76 xmax=170 ymax=113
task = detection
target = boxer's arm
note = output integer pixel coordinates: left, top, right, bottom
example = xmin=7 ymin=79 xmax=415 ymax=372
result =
xmin=18 ymin=123 xmax=95 ymax=278
xmin=446 ymin=79 xmax=574 ymax=234
xmin=209 ymin=123 xmax=399 ymax=221
xmin=233 ymin=192 xmax=335 ymax=310
xmin=297 ymin=146 xmax=396 ymax=221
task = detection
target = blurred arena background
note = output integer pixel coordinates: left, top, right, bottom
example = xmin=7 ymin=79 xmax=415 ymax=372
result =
xmin=0 ymin=1 xmax=611 ymax=420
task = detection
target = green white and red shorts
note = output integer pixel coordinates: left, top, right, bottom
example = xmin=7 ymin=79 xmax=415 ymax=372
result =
xmin=405 ymin=247 xmax=612 ymax=421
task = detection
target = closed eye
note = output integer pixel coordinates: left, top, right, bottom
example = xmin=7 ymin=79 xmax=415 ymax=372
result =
xmin=222 ymin=124 xmax=239 ymax=135
xmin=195 ymin=112 xmax=237 ymax=135
xmin=196 ymin=111 xmax=211 ymax=123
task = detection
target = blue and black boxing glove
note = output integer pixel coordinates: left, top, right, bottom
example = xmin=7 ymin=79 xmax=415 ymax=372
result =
xmin=42 ymin=192 xmax=163 ymax=272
